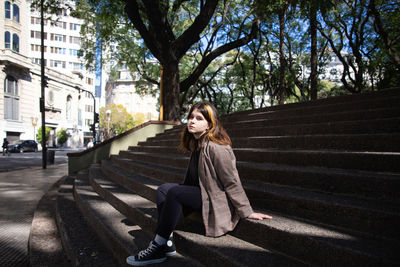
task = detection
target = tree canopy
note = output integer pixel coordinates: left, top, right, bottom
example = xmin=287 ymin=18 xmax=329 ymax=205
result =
xmin=33 ymin=0 xmax=400 ymax=118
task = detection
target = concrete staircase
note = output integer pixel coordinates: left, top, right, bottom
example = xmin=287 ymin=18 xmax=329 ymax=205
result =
xmin=56 ymin=88 xmax=400 ymax=266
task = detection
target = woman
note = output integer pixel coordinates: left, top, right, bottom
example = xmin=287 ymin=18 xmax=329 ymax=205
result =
xmin=127 ymin=102 xmax=272 ymax=266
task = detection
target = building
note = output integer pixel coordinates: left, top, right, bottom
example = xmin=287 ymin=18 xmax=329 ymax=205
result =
xmin=1 ymin=0 xmax=95 ymax=148
xmin=104 ymin=65 xmax=159 ymax=123
xmin=28 ymin=0 xmax=96 ymax=146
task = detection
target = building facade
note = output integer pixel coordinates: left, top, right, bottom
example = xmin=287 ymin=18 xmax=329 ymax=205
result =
xmin=1 ymin=0 xmax=95 ymax=148
xmin=104 ymin=66 xmax=159 ymax=122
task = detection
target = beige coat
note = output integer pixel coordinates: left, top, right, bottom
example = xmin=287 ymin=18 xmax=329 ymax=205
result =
xmin=195 ymin=140 xmax=254 ymax=237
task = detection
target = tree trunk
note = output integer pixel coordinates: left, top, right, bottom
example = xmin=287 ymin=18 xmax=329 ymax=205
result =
xmin=278 ymin=8 xmax=286 ymax=105
xmin=310 ymin=6 xmax=318 ymax=101
xmin=161 ymin=60 xmax=181 ymax=121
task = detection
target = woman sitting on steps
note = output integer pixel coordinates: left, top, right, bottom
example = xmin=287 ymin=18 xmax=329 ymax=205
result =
xmin=126 ymin=102 xmax=273 ymax=266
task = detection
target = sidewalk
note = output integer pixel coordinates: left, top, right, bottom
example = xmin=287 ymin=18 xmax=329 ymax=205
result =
xmin=0 ymin=164 xmax=68 ymax=266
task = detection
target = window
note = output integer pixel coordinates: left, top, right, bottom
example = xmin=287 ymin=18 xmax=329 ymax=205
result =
xmin=31 ymin=17 xmax=47 ymax=25
xmin=78 ymin=109 xmax=82 ymax=126
xmin=69 ymin=49 xmax=80 ymax=56
xmin=31 ymin=31 xmax=47 ymax=39
xmin=85 ymin=105 xmax=93 ymax=112
xmin=12 ymin=4 xmax=19 ymax=22
xmin=12 ymin=34 xmax=19 ymax=52
xmin=70 ymin=23 xmax=80 ymax=31
xmin=5 ymin=1 xmax=10 ymax=19
xmin=4 ymin=76 xmax=19 ymax=120
xmin=86 ymin=78 xmax=93 ymax=85
xmin=33 ymin=58 xmax=47 ymax=66
xmin=50 ymin=60 xmax=66 ymax=68
xmin=53 ymin=21 xmax=66 ymax=29
xmin=69 ymin=62 xmax=83 ymax=70
xmin=66 ymin=95 xmax=72 ymax=120
xmin=53 ymin=34 xmax=63 ymax=42
xmin=4 ymin=31 xmax=10 ymax=48
xmin=69 ymin=36 xmax=80 ymax=45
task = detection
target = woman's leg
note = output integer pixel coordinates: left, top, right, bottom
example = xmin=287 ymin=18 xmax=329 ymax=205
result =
xmin=155 ymin=184 xmax=202 ymax=239
xmin=127 ymin=184 xmax=202 ymax=265
xmin=156 ymin=183 xmax=179 ymax=221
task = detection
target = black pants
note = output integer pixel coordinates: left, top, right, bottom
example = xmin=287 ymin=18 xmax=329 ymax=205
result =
xmin=155 ymin=183 xmax=202 ymax=239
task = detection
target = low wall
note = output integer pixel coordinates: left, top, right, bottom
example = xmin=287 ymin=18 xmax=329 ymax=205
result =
xmin=67 ymin=121 xmax=179 ymax=175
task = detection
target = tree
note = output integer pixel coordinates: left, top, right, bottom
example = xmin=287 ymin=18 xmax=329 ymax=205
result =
xmin=296 ymin=0 xmax=335 ymax=100
xmin=318 ymin=0 xmax=374 ymax=94
xmin=99 ymin=104 xmax=135 ymax=137
xmin=368 ymin=0 xmax=400 ymax=68
xmin=77 ymin=0 xmax=259 ymax=121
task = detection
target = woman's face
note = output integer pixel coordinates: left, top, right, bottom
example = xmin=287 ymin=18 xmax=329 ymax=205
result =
xmin=187 ymin=108 xmax=210 ymax=139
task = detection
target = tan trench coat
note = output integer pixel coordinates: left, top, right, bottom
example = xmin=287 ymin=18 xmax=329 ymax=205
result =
xmin=186 ymin=140 xmax=254 ymax=237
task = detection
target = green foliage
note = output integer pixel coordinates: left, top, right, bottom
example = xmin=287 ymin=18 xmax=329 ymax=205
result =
xmin=56 ymin=129 xmax=70 ymax=145
xmin=99 ymin=104 xmax=135 ymax=136
xmin=34 ymin=0 xmax=400 ymax=113
xmin=36 ymin=126 xmax=51 ymax=143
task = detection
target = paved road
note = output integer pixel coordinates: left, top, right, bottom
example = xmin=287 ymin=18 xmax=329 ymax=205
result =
xmin=0 ymin=149 xmax=81 ymax=266
xmin=0 ymin=149 xmax=83 ymax=172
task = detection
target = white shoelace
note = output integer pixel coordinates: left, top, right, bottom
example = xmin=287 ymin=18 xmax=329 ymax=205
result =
xmin=138 ymin=242 xmax=158 ymax=259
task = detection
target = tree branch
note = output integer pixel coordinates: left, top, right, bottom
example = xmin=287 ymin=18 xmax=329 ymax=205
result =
xmin=179 ymin=19 xmax=259 ymax=93
xmin=123 ymin=0 xmax=161 ymax=60
xmin=172 ymin=0 xmax=219 ymax=59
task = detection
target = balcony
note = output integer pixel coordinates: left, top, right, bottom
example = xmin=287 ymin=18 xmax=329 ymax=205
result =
xmin=0 ymin=49 xmax=32 ymax=70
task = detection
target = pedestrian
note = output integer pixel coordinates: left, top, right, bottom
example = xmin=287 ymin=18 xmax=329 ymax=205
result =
xmin=126 ymin=102 xmax=272 ymax=266
xmin=2 ymin=138 xmax=10 ymax=156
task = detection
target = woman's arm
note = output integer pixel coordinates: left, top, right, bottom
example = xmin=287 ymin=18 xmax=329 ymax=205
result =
xmin=210 ymin=143 xmax=273 ymax=221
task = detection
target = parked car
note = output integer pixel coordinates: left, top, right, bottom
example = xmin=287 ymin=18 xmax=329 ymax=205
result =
xmin=8 ymin=140 xmax=38 ymax=153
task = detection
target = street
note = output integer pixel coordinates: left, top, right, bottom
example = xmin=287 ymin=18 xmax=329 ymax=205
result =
xmin=0 ymin=149 xmax=82 ymax=172
xmin=0 ymin=149 xmax=84 ymax=266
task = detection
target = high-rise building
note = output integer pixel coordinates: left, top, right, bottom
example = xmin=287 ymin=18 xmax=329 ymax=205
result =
xmin=1 ymin=0 xmax=95 ymax=148
xmin=28 ymin=0 xmax=96 ymax=145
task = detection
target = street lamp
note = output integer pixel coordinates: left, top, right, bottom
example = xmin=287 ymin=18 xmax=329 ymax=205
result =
xmin=106 ymin=109 xmax=111 ymax=139
xmin=31 ymin=117 xmax=38 ymax=141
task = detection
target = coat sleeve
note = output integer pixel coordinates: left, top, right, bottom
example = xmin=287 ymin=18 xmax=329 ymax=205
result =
xmin=209 ymin=144 xmax=253 ymax=218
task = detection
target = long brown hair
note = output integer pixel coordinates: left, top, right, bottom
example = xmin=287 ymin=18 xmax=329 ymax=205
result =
xmin=179 ymin=102 xmax=231 ymax=152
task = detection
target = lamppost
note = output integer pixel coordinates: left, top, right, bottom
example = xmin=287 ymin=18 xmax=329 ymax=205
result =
xmin=31 ymin=117 xmax=38 ymax=141
xmin=106 ymin=109 xmax=111 ymax=139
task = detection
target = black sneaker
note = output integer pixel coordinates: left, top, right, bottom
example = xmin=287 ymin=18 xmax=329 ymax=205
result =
xmin=126 ymin=241 xmax=167 ymax=266
xmin=165 ymin=235 xmax=176 ymax=256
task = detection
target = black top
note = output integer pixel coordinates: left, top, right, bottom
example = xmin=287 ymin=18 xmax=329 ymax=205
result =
xmin=184 ymin=149 xmax=200 ymax=187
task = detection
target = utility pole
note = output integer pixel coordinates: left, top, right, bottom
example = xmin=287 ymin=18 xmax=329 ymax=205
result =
xmin=40 ymin=0 xmax=47 ymax=169
xmin=75 ymin=86 xmax=97 ymax=144
xmin=159 ymin=66 xmax=163 ymax=121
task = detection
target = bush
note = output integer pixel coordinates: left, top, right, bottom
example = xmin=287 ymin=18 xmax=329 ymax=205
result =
xmin=36 ymin=126 xmax=51 ymax=143
xmin=57 ymin=129 xmax=70 ymax=146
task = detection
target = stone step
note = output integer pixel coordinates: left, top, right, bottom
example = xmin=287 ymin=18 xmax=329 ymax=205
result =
xmin=126 ymin=146 xmax=400 ymax=172
xmin=112 ymin=154 xmax=400 ymax=203
xmin=55 ymin=175 xmax=120 ymax=266
xmin=244 ymin=181 xmax=400 ymax=240
xmin=223 ymin=94 xmax=400 ymax=122
xmin=141 ymin=133 xmax=400 ymax=152
xmin=89 ymin=166 xmax=301 ymax=267
xmin=150 ymin=118 xmax=400 ymax=139
xmin=74 ymin=171 xmax=200 ymax=267
xmin=223 ymin=107 xmax=400 ymax=128
xmin=109 ymin=156 xmax=400 ymax=240
xmin=222 ymin=88 xmax=400 ymax=120
xmin=232 ymin=148 xmax=400 ymax=172
xmin=97 ymin=160 xmax=400 ymax=266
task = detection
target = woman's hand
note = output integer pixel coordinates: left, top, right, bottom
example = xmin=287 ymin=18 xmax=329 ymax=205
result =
xmin=247 ymin=212 xmax=273 ymax=220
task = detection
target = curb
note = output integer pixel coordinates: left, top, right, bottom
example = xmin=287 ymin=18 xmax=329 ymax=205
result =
xmin=28 ymin=175 xmax=70 ymax=267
